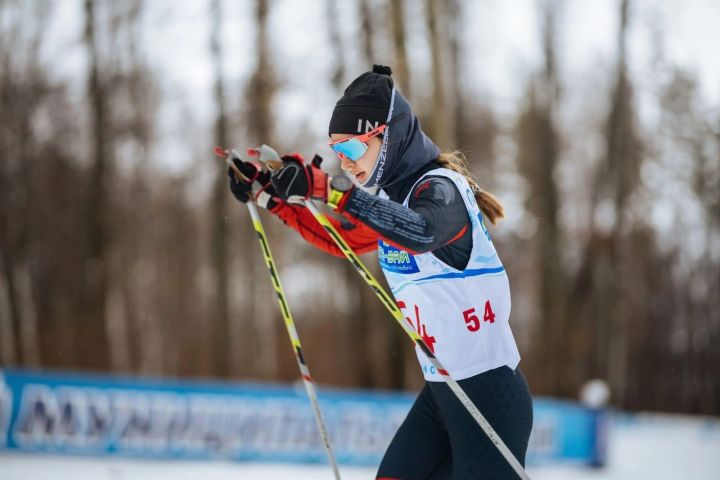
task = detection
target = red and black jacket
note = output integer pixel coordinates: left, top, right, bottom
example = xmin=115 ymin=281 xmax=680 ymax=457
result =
xmin=270 ymin=161 xmax=474 ymax=271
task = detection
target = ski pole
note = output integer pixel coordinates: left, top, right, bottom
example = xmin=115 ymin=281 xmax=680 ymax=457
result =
xmin=255 ymin=146 xmax=529 ymax=479
xmin=216 ymin=148 xmax=342 ymax=480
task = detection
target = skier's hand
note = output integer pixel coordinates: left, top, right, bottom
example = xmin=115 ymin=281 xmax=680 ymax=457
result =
xmin=270 ymin=153 xmax=328 ymax=205
xmin=227 ymin=157 xmax=280 ymax=209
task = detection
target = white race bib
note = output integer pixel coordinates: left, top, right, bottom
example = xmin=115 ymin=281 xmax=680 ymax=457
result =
xmin=378 ymin=169 xmax=520 ymax=381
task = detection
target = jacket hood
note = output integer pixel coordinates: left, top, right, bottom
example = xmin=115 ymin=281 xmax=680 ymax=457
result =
xmin=361 ymin=88 xmax=441 ymax=189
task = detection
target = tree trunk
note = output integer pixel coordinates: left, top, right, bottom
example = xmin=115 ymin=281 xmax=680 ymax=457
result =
xmin=82 ymin=0 xmax=111 ymax=370
xmin=516 ymin=1 xmax=567 ymax=395
xmin=388 ymin=0 xmax=410 ymax=97
xmin=209 ymin=0 xmax=231 ymax=377
xmin=245 ymin=0 xmax=278 ymax=378
xmin=358 ymin=0 xmax=375 ymax=65
xmin=425 ymin=0 xmax=452 ymax=149
xmin=325 ymin=0 xmax=345 ymax=89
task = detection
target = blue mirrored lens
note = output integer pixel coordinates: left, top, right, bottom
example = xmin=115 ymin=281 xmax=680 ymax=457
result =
xmin=332 ymin=138 xmax=367 ymax=161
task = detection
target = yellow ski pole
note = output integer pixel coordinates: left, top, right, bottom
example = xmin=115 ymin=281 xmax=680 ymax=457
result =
xmin=217 ymin=148 xmax=341 ymax=480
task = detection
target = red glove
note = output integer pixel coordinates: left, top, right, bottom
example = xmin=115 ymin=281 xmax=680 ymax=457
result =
xmin=216 ymin=147 xmax=281 ymax=209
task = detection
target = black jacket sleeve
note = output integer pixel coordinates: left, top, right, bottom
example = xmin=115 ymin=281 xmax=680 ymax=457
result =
xmin=341 ymin=176 xmax=473 ymax=268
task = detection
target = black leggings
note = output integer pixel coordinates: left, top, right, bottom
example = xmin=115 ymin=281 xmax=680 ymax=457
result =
xmin=376 ymin=366 xmax=533 ymax=480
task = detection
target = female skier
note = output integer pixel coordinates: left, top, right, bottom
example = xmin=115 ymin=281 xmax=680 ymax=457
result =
xmin=227 ymin=65 xmax=533 ymax=479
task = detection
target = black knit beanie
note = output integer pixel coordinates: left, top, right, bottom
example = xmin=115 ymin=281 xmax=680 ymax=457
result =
xmin=328 ymin=65 xmax=394 ymax=136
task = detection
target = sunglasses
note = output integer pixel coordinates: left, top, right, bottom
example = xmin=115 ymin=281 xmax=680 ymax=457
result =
xmin=328 ymin=112 xmax=407 ymax=162
xmin=328 ymin=124 xmax=388 ymax=162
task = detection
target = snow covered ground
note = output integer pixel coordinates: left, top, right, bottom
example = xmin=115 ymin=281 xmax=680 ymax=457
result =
xmin=1 ymin=413 xmax=719 ymax=479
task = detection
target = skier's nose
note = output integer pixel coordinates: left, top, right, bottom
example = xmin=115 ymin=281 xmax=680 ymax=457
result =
xmin=339 ymin=154 xmax=354 ymax=172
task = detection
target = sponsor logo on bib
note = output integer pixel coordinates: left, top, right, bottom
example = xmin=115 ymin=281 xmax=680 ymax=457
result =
xmin=378 ymin=241 xmax=419 ymax=274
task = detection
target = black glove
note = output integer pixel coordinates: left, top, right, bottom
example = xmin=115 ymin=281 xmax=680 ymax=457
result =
xmin=270 ymin=153 xmax=328 ymax=204
xmin=227 ymin=157 xmax=280 ymax=209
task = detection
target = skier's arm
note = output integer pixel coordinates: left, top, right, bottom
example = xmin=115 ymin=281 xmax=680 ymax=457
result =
xmin=269 ymin=201 xmax=379 ymax=258
xmin=266 ymin=155 xmax=469 ymax=256
xmin=224 ymin=151 xmax=380 ymax=257
xmin=335 ymin=176 xmax=470 ymax=254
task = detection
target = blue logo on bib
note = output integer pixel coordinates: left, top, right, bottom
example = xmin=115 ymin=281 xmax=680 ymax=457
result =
xmin=378 ymin=241 xmax=419 ymax=274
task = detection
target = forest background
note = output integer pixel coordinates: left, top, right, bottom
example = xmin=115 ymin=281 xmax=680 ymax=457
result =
xmin=1 ymin=0 xmax=718 ymax=415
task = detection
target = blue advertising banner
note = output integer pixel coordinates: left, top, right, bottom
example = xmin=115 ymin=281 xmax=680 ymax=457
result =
xmin=0 ymin=369 xmax=606 ymax=467
xmin=527 ymin=397 xmax=608 ymax=466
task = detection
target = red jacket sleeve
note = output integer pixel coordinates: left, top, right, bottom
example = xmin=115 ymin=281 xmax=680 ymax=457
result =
xmin=269 ymin=202 xmax=379 ymax=258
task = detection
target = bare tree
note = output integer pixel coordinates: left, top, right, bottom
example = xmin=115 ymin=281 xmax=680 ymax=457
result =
xmin=79 ymin=0 xmax=113 ymax=370
xmin=208 ymin=0 xmax=232 ymax=377
xmin=424 ymin=0 xmax=452 ymax=149
xmin=571 ymin=0 xmax=643 ymax=403
xmin=388 ymin=0 xmax=410 ymax=96
xmin=326 ymin=0 xmax=345 ymax=89
xmin=516 ymin=0 xmax=567 ymax=395
xmin=104 ymin=0 xmax=163 ymax=374
xmin=638 ymin=68 xmax=720 ymax=414
xmin=246 ymin=0 xmax=276 ymax=148
xmin=445 ymin=0 xmax=461 ymax=149
xmin=358 ymin=0 xmax=375 ymax=64
xmin=244 ymin=0 xmax=278 ymax=378
xmin=0 ymin=1 xmax=53 ymax=368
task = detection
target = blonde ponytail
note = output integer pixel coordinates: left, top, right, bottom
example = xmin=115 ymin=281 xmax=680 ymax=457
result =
xmin=436 ymin=151 xmax=505 ymax=225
